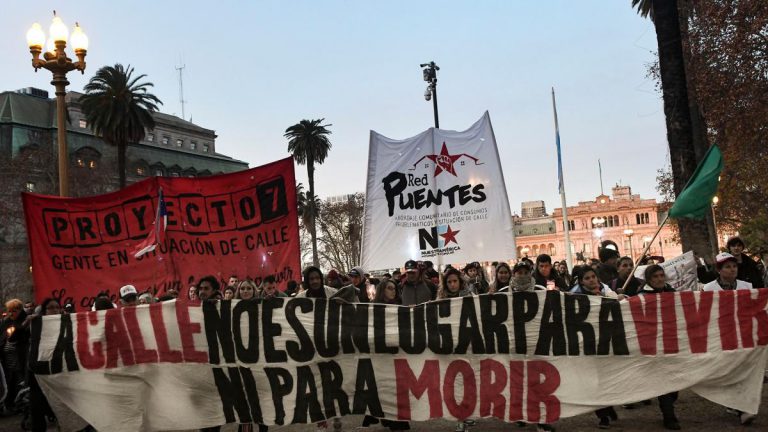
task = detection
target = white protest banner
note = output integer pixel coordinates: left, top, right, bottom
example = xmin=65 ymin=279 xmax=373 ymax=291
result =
xmin=32 ymin=291 xmax=768 ymax=431
xmin=634 ymin=251 xmax=699 ymax=290
xmin=361 ymin=112 xmax=516 ymax=270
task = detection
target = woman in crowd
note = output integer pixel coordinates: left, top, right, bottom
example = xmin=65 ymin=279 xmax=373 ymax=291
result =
xmin=27 ymin=298 xmax=61 ymax=431
xmin=222 ymin=286 xmax=235 ymax=300
xmin=236 ymin=280 xmax=258 ymax=301
xmin=464 ymin=262 xmax=489 ymax=294
xmin=0 ymin=299 xmax=30 ymax=415
xmin=437 ymin=268 xmax=473 ymax=299
xmin=488 ymin=262 xmax=512 ymax=293
xmin=557 ymin=261 xmax=572 ymax=287
xmin=373 ymin=279 xmax=401 ymax=304
xmin=188 ymin=284 xmax=199 ymax=301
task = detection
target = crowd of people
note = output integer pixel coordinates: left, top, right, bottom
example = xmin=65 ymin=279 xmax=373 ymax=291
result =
xmin=0 ymin=237 xmax=765 ymax=431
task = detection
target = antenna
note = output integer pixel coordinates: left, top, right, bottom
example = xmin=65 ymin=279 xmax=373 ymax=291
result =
xmin=598 ymin=159 xmax=605 ymax=195
xmin=175 ymin=63 xmax=186 ymax=120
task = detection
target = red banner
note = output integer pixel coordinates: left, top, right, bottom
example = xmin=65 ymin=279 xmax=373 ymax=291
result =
xmin=22 ymin=158 xmax=299 ymax=308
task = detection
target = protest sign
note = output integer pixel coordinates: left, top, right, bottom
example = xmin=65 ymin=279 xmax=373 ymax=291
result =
xmin=362 ymin=112 xmax=516 ymax=269
xmin=22 ymin=158 xmax=300 ymax=307
xmin=634 ymin=251 xmax=699 ymax=291
xmin=32 ymin=290 xmax=768 ymax=431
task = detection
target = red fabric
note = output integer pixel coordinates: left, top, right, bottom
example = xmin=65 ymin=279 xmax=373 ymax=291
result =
xmin=22 ymin=158 xmax=299 ymax=309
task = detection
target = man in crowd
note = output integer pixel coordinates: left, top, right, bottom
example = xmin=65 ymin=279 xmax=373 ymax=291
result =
xmin=610 ymin=256 xmax=641 ymax=296
xmin=227 ymin=274 xmax=239 ymax=290
xmin=726 ymin=237 xmax=764 ymax=288
xmin=119 ymin=285 xmax=139 ymax=307
xmin=597 ymin=247 xmax=620 ymax=284
xmin=197 ymin=276 xmax=221 ymax=301
xmin=703 ymin=253 xmax=753 ymax=291
xmin=533 ymin=254 xmax=568 ymax=291
xmin=258 ymin=275 xmax=286 ymax=299
xmin=347 ymin=266 xmax=371 ymax=302
xmin=401 ymin=260 xmax=433 ymax=306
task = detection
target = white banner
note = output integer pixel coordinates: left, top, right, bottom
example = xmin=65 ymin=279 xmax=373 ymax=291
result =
xmin=32 ymin=292 xmax=768 ymax=431
xmin=634 ymin=251 xmax=699 ymax=291
xmin=362 ymin=112 xmax=516 ymax=270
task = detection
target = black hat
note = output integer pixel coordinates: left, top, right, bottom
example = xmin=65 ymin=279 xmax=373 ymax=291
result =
xmin=512 ymin=261 xmax=532 ymax=274
xmin=404 ymin=260 xmax=418 ymax=272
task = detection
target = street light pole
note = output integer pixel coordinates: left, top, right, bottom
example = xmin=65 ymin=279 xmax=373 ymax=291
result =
xmin=624 ymin=229 xmax=635 ymax=261
xmin=420 ymin=61 xmax=440 ymax=128
xmin=26 ymin=12 xmax=88 ymax=197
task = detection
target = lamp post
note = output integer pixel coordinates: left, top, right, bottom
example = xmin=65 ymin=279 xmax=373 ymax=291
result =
xmin=420 ymin=61 xmax=439 ymax=128
xmin=26 ymin=12 xmax=88 ymax=197
xmin=591 ymin=217 xmax=605 ymax=256
xmin=623 ymin=228 xmax=635 ymax=261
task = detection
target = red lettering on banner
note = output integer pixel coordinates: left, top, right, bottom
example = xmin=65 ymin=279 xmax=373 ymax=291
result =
xmin=479 ymin=359 xmax=507 ymax=419
xmin=176 ymin=301 xmax=208 ymax=363
xmin=526 ymin=360 xmax=561 ymax=423
xmin=660 ymin=293 xmax=679 ymax=354
xmin=444 ymin=360 xmax=477 ymax=419
xmin=737 ymin=289 xmax=768 ymax=348
xmin=680 ymin=291 xmax=713 ymax=353
xmin=628 ymin=295 xmax=658 ymax=355
xmin=508 ymin=361 xmax=524 ymax=421
xmin=395 ymin=359 xmax=443 ymax=420
xmin=718 ymin=291 xmax=738 ymax=350
xmin=149 ymin=303 xmax=183 ymax=363
xmin=123 ymin=307 xmax=159 ymax=364
xmin=76 ymin=312 xmax=105 ymax=369
xmin=104 ymin=309 xmax=136 ymax=368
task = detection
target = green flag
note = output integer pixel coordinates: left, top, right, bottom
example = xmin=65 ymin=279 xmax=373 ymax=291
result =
xmin=668 ymin=145 xmax=723 ymax=219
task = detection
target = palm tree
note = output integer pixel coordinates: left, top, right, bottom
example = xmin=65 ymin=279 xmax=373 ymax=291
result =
xmin=296 ymin=182 xmax=320 ymax=229
xmin=285 ymin=119 xmax=332 ymax=267
xmin=632 ymin=0 xmax=715 ymax=259
xmin=79 ymin=64 xmax=162 ymax=188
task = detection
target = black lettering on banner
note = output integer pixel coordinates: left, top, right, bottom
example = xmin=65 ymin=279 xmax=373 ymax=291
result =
xmin=264 ymin=367 xmax=293 ymax=425
xmin=186 ymin=202 xmax=202 ymax=227
xmin=512 ymin=292 xmax=539 ymax=354
xmin=213 ymin=367 xmax=253 ymax=424
xmin=257 ymin=177 xmax=288 ymax=222
xmin=263 ymin=299 xmax=288 ymax=362
xmin=75 ymin=216 xmax=98 ymax=241
xmin=203 ymin=300 xmax=236 ymax=364
xmin=352 ymin=358 xmax=384 ymax=417
xmin=29 ymin=316 xmax=50 ymax=375
xmin=398 ymin=304 xmax=426 ymax=354
xmin=233 ymin=300 xmax=259 ymax=363
xmin=480 ymin=294 xmax=509 ymax=354
xmin=373 ymin=304 xmax=398 ymax=354
xmin=598 ymin=298 xmax=629 ymax=355
xmin=455 ymin=297 xmax=485 ymax=354
xmin=103 ymin=212 xmax=122 ymax=237
xmin=314 ymin=299 xmax=340 ymax=358
xmin=51 ymin=215 xmax=68 ymax=242
xmin=285 ymin=298 xmax=316 ymax=362
xmin=341 ymin=303 xmax=370 ymax=353
xmin=130 ymin=204 xmax=148 ymax=232
xmin=50 ymin=313 xmax=79 ymax=374
xmin=318 ymin=360 xmax=350 ymax=418
xmin=535 ymin=291 xmax=567 ymax=356
xmin=565 ymin=293 xmax=596 ymax=355
xmin=426 ymin=301 xmax=453 ymax=354
xmin=292 ymin=365 xmax=325 ymax=423
xmin=239 ymin=364 xmax=264 ymax=424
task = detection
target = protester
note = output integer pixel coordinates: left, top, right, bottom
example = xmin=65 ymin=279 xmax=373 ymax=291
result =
xmin=196 ymin=276 xmax=221 ymax=301
xmin=464 ymin=262 xmax=489 ymax=294
xmin=637 ymin=265 xmax=680 ymax=430
xmin=725 ymin=237 xmax=764 ymax=288
xmin=488 ymin=262 xmax=512 ymax=293
xmin=165 ymin=286 xmax=179 ymax=299
xmin=437 ymin=268 xmax=474 ymax=299
xmin=227 ymin=275 xmax=239 ymax=289
xmin=597 ymin=246 xmax=620 ymax=284
xmin=188 ymin=284 xmax=199 ymax=301
xmin=533 ymin=254 xmax=568 ymax=291
xmin=138 ymin=292 xmax=154 ymax=305
xmin=501 ymin=261 xmax=546 ymax=292
xmin=0 ymin=299 xmax=29 ymax=415
xmin=27 ymin=298 xmax=60 ymax=431
xmin=400 ymin=260 xmax=433 ymax=306
xmin=557 ymin=261 xmax=572 ymax=287
xmin=222 ymin=286 xmax=235 ymax=300
xmin=702 ymin=253 xmax=753 ymax=291
xmin=23 ymin=301 xmax=35 ymax=315
xmin=285 ymin=280 xmax=299 ymax=297
xmin=257 ymin=276 xmax=286 ymax=300
xmin=326 ymin=269 xmax=344 ymax=289
xmin=93 ymin=297 xmax=116 ymax=311
xmin=347 ymin=267 xmax=371 ymax=303
xmin=296 ymin=267 xmax=338 ymax=298
xmin=610 ymin=256 xmax=641 ymax=296
xmin=373 ymin=279 xmax=401 ymax=304
xmin=119 ymin=285 xmax=139 ymax=307
xmin=236 ymin=280 xmax=258 ymax=300
xmin=569 ymin=266 xmax=619 ymax=299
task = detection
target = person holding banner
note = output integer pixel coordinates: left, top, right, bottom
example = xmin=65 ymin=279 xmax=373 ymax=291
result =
xmin=437 ymin=268 xmax=474 ymax=299
xmin=26 ymin=298 xmax=61 ymax=432
xmin=296 ymin=267 xmax=338 ymax=299
xmin=725 ymin=237 xmax=764 ymax=288
xmin=464 ymin=262 xmax=489 ymax=294
xmin=488 ymin=263 xmax=513 ymax=293
xmin=569 ymin=266 xmax=619 ymax=299
xmin=533 ymin=254 xmax=568 ymax=291
xmin=197 ymin=276 xmax=222 ymax=301
xmin=400 ymin=260 xmax=433 ymax=306
xmin=702 ymin=253 xmax=753 ymax=291
xmin=257 ymin=276 xmax=287 ymax=300
xmin=610 ymin=257 xmax=641 ymax=296
xmin=373 ymin=279 xmax=402 ymax=305
xmin=499 ymin=261 xmax=546 ymax=292
xmin=236 ymin=280 xmax=258 ymax=300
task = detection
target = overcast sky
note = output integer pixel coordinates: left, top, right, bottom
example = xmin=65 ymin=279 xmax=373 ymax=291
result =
xmin=2 ymin=0 xmax=668 ymax=213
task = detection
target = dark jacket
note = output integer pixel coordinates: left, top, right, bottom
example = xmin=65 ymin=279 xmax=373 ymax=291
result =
xmin=352 ymin=282 xmax=371 ymax=303
xmin=533 ymin=271 xmax=568 ymax=291
xmin=610 ymin=276 xmax=642 ymax=296
xmin=737 ymin=255 xmax=764 ymax=288
xmin=638 ymin=283 xmax=676 ymax=295
xmin=597 ymin=263 xmax=619 ymax=285
xmin=401 ymin=279 xmax=433 ymax=306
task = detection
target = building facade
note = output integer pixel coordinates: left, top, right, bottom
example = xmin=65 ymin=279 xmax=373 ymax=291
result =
xmin=514 ymin=185 xmax=682 ymax=263
xmin=0 ymin=88 xmax=248 ymax=301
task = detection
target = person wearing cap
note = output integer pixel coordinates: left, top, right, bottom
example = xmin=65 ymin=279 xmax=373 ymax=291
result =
xmin=400 ymin=260 xmax=432 ymax=306
xmin=725 ymin=237 xmax=764 ymax=288
xmin=533 ymin=254 xmax=568 ymax=291
xmin=346 ymin=266 xmax=370 ymax=303
xmin=138 ymin=292 xmax=154 ymax=305
xmin=464 ymin=262 xmax=489 ymax=294
xmin=703 ymin=253 xmax=754 ymax=291
xmin=119 ymin=285 xmax=139 ymax=307
xmin=499 ymin=261 xmax=547 ymax=292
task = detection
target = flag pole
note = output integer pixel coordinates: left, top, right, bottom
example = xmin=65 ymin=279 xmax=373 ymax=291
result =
xmin=620 ymin=213 xmax=669 ymax=293
xmin=552 ymin=88 xmax=573 ymax=271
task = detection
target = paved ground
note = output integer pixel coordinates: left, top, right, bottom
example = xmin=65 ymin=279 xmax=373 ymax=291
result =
xmin=0 ymin=388 xmax=765 ymax=431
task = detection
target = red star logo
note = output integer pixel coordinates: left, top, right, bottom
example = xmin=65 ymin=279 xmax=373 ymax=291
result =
xmin=426 ymin=142 xmax=464 ymax=177
xmin=440 ymin=225 xmax=461 ymax=246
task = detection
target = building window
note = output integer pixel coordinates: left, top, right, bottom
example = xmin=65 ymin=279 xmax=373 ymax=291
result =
xmin=162 ymin=136 xmax=170 ymax=145
xmin=25 ymin=182 xmax=35 ymax=192
xmin=190 ymin=141 xmax=197 ymax=150
xmin=203 ymin=144 xmax=209 ymax=152
xmin=79 ymin=119 xmax=87 ymax=128
xmin=147 ymin=133 xmax=154 ymax=142
xmin=136 ymin=167 xmax=146 ymax=176
xmin=176 ymin=139 xmax=183 ymax=148
xmin=636 ymin=213 xmax=650 ymax=224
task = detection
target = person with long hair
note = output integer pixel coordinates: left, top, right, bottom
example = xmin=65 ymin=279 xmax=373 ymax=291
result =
xmin=488 ymin=262 xmax=512 ymax=293
xmin=235 ymin=280 xmax=258 ymax=300
xmin=463 ymin=262 xmax=489 ymax=294
xmin=437 ymin=268 xmax=473 ymax=299
xmin=557 ymin=261 xmax=572 ymax=287
xmin=27 ymin=298 xmax=61 ymax=431
xmin=373 ymin=279 xmax=401 ymax=304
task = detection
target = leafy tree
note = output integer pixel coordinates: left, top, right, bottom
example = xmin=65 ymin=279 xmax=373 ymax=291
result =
xmin=285 ymin=119 xmax=332 ymax=267
xmin=80 ymin=64 xmax=162 ymax=188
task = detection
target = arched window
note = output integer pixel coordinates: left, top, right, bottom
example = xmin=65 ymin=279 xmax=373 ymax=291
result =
xmin=548 ymin=243 xmax=556 ymax=256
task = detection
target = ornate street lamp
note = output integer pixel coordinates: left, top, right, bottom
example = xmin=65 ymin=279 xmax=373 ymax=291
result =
xmin=420 ymin=61 xmax=439 ymax=128
xmin=623 ymin=228 xmax=635 ymax=261
xmin=26 ymin=11 xmax=89 ymax=197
